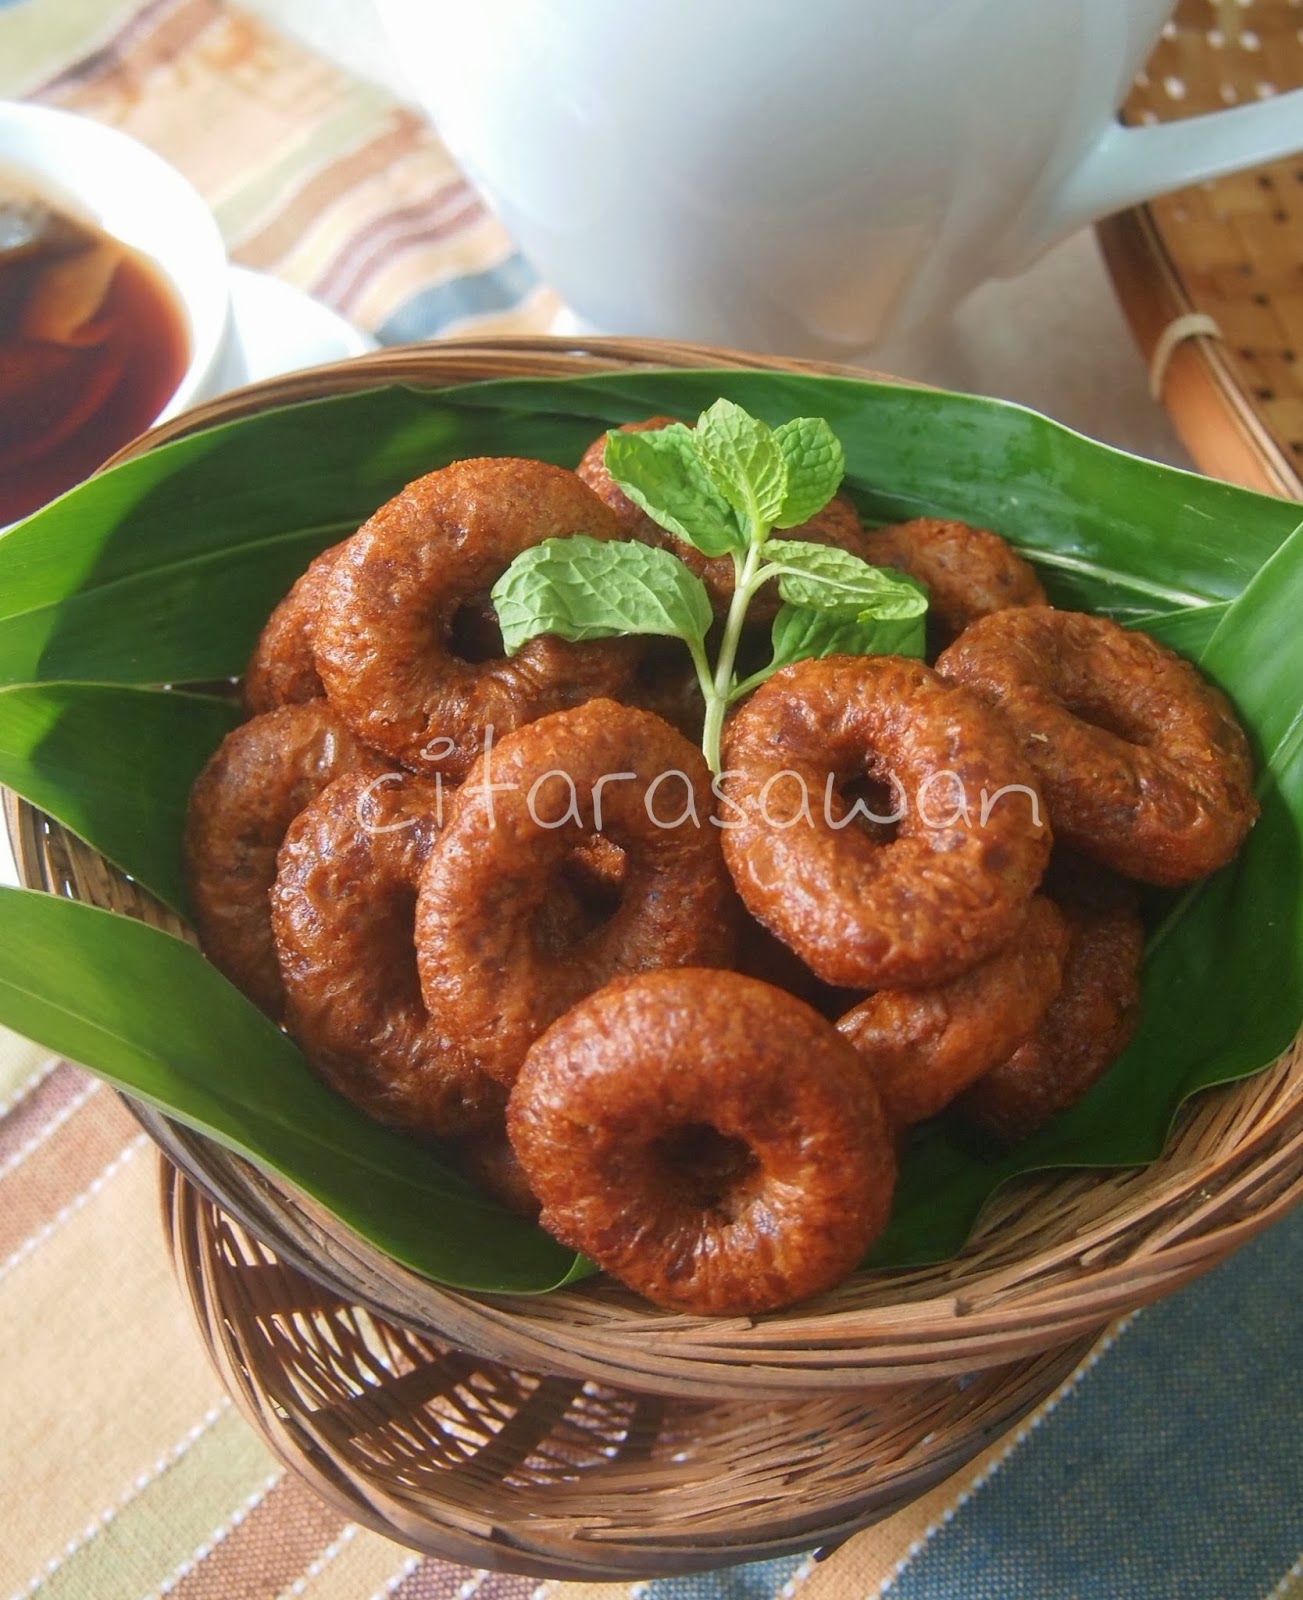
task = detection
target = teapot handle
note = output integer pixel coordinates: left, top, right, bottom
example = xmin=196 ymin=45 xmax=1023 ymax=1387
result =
xmin=1005 ymin=91 xmax=1303 ymax=268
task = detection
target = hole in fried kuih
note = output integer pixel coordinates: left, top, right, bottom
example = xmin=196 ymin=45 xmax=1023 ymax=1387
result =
xmin=834 ymin=770 xmax=904 ymax=844
xmin=1259 ymin=173 xmax=1275 ymax=188
xmin=1208 ymin=26 xmax=1225 ymax=45
xmin=653 ymin=1123 xmax=759 ymax=1215
xmin=1221 ymin=82 xmax=1239 ymax=102
xmin=533 ymin=837 xmax=627 ymax=955
xmin=1241 ymin=27 xmax=1261 ymax=47
xmin=448 ymin=598 xmax=503 ymax=663
xmin=387 ymin=889 xmax=425 ymax=1009
xmin=1062 ymin=691 xmax=1151 ymax=746
xmin=1276 ymin=210 xmax=1289 ymax=223
xmin=1164 ymin=74 xmax=1187 ymax=99
xmin=1255 ymin=387 xmax=1276 ymax=401
xmin=1284 ymin=350 xmax=1297 ymax=363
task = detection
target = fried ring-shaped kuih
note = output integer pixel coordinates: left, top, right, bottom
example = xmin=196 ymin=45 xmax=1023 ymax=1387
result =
xmin=416 ymin=698 xmax=737 ymax=1086
xmin=956 ymin=901 xmax=1144 ymax=1144
xmin=837 ymin=895 xmax=1070 ymax=1127
xmin=734 ymin=910 xmax=859 ymax=1019
xmin=576 ymin=417 xmax=869 ymax=623
xmin=184 ymin=702 xmax=388 ymax=1016
xmin=271 ymin=770 xmax=503 ymax=1139
xmin=457 ymin=1124 xmax=541 ymax=1219
xmin=937 ymin=607 xmax=1258 ymax=886
xmin=720 ymin=655 xmax=1052 ymax=990
xmin=313 ymin=457 xmax=640 ymax=781
xmin=507 ymin=969 xmax=896 ymax=1314
xmin=242 ymin=539 xmax=346 ymax=715
xmin=861 ymin=517 xmax=1046 ymax=641
xmin=623 ymin=636 xmax=707 ymax=743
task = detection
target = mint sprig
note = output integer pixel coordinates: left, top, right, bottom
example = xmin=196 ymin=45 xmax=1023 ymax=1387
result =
xmin=602 ymin=425 xmax=744 ymax=557
xmin=492 ymin=402 xmax=928 ymax=770
xmin=694 ymin=400 xmax=790 ymax=534
xmin=756 ymin=601 xmax=927 ymax=691
xmin=493 ymin=535 xmax=713 ymax=652
xmin=491 ymin=535 xmax=717 ymax=704
xmin=763 ymin=540 xmax=931 ymax=618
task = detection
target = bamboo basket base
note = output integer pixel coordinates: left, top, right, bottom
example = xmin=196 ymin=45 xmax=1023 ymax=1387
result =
xmin=162 ymin=1157 xmax=1099 ymax=1580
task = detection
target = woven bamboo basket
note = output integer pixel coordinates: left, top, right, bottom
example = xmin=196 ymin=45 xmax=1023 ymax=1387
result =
xmin=1098 ymin=0 xmax=1303 ymax=498
xmin=7 ymin=336 xmax=1303 ymax=1574
xmin=160 ymin=1161 xmax=1099 ymax=1577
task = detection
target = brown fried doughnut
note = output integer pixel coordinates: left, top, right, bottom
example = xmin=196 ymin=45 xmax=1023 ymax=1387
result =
xmin=507 ymin=969 xmax=896 ymax=1314
xmin=937 ymin=607 xmax=1257 ymax=885
xmin=416 ymin=698 xmax=737 ymax=1086
xmin=837 ymin=895 xmax=1070 ymax=1127
xmin=184 ymin=702 xmax=388 ymax=1016
xmin=621 ymin=636 xmax=706 ymax=742
xmin=720 ymin=654 xmax=1051 ymax=990
xmin=576 ymin=417 xmax=869 ymax=622
xmin=457 ymin=1123 xmax=541 ymax=1218
xmin=243 ymin=539 xmax=347 ymax=715
xmin=271 ymin=770 xmax=502 ymax=1139
xmin=1041 ymin=847 xmax=1142 ymax=917
xmin=957 ymin=901 xmax=1144 ymax=1143
xmin=862 ymin=517 xmax=1045 ymax=641
xmin=313 ymin=457 xmax=640 ymax=780
xmin=734 ymin=910 xmax=859 ymax=1020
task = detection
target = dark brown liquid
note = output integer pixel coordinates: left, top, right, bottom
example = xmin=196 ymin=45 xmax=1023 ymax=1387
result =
xmin=0 ymin=198 xmax=190 ymax=523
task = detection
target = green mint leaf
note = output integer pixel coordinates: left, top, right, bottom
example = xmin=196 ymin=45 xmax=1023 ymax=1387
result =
xmin=693 ymin=399 xmax=788 ymax=535
xmin=604 ymin=425 xmax=744 ymax=557
xmin=772 ymin=418 xmax=846 ymax=528
xmin=767 ymin=601 xmax=926 ymax=674
xmin=764 ymin=540 xmax=930 ymax=620
xmin=491 ymin=535 xmax=713 ymax=655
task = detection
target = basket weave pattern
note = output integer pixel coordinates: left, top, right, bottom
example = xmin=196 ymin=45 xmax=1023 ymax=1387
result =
xmin=8 ymin=336 xmax=1303 ymax=1573
xmin=1101 ymin=0 xmax=1303 ymax=495
xmin=161 ymin=1163 xmax=1098 ymax=1577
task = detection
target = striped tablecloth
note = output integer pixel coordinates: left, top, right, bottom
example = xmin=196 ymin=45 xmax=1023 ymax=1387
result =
xmin=1 ymin=4 xmax=1300 ymax=1597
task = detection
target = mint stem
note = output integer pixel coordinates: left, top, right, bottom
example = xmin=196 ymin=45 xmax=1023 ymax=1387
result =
xmin=701 ymin=537 xmax=766 ymax=772
xmin=728 ymin=663 xmax=773 ymax=704
xmin=685 ymin=633 xmax=716 ymax=709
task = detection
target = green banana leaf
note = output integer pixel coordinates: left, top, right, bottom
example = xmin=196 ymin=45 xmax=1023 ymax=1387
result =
xmin=0 ymin=683 xmax=242 ymax=917
xmin=0 ymin=887 xmax=574 ymax=1290
xmin=0 ymin=369 xmax=1298 ymax=1287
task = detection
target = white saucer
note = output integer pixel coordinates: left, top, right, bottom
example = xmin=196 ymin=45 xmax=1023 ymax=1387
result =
xmin=220 ymin=264 xmax=377 ymax=388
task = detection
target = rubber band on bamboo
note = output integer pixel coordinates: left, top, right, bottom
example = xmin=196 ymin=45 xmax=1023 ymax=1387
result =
xmin=1148 ymin=312 xmax=1222 ymax=400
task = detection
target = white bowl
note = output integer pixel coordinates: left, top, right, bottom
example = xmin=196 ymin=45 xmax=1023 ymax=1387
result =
xmin=0 ymin=99 xmax=233 ymax=431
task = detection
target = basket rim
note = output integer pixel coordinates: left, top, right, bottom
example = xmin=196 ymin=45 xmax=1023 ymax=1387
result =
xmin=8 ymin=333 xmax=1303 ymax=1399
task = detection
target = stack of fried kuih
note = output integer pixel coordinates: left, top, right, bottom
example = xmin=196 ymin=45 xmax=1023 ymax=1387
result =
xmin=185 ymin=417 xmax=1257 ymax=1317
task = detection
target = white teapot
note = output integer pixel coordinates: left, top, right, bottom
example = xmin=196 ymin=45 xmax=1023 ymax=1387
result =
xmin=378 ymin=0 xmax=1302 ymax=359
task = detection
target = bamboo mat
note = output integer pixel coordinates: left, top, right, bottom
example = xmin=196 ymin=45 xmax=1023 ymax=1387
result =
xmin=1099 ymin=0 xmax=1303 ymax=498
xmin=0 ymin=3 xmax=1300 ymax=1597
